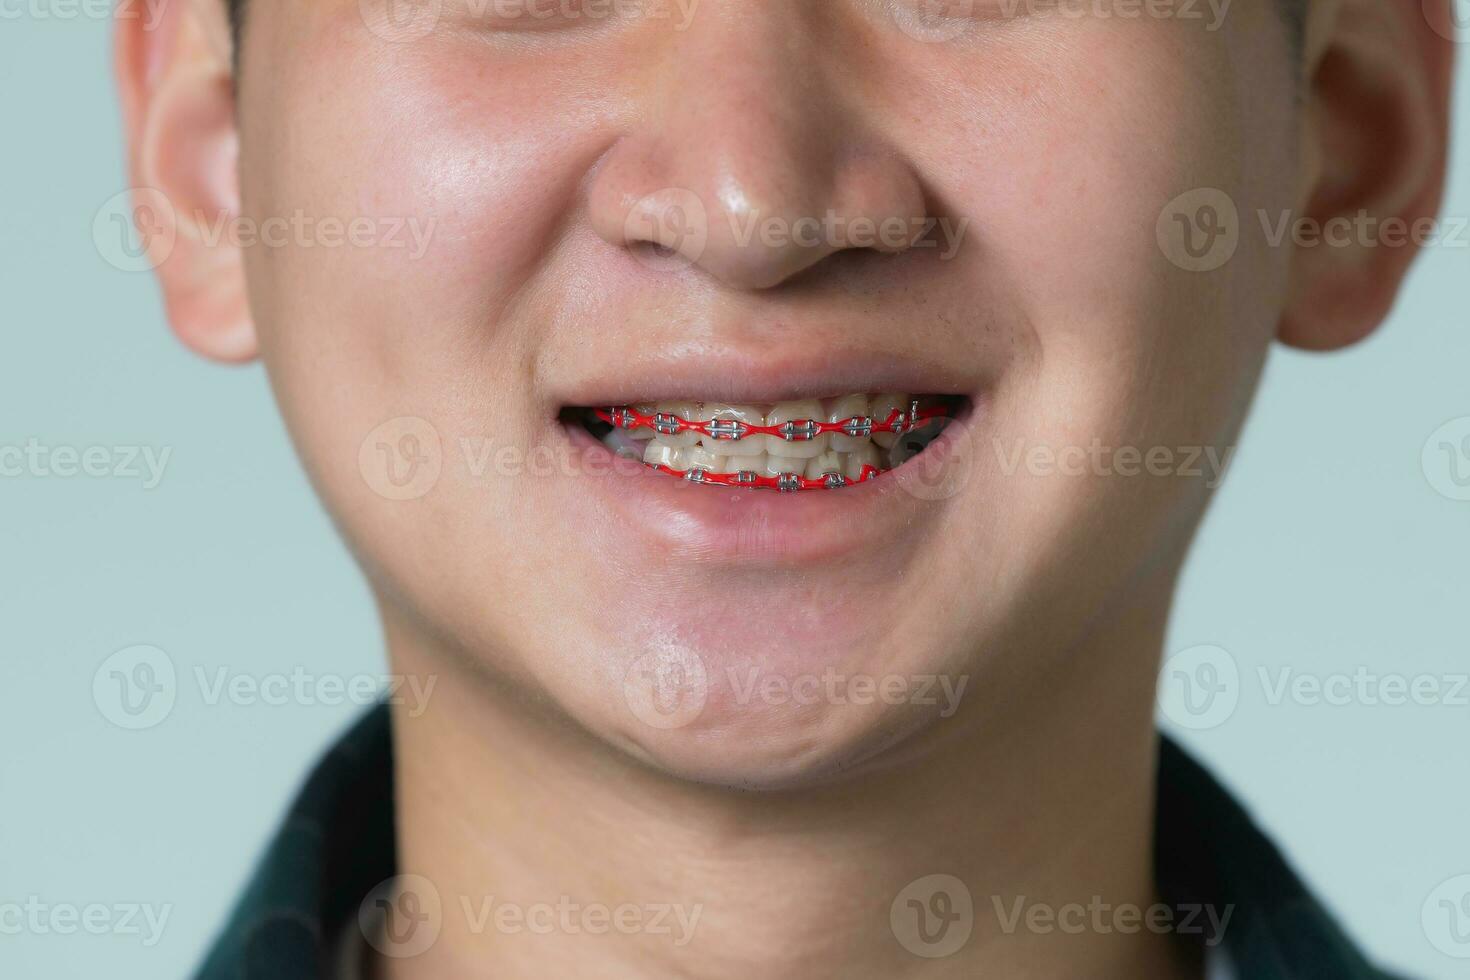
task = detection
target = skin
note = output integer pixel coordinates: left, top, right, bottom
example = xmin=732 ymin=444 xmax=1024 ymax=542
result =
xmin=115 ymin=1 xmax=1454 ymax=977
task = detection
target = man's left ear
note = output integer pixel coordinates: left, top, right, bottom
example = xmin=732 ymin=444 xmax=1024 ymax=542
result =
xmin=115 ymin=0 xmax=257 ymax=362
xmin=1278 ymin=0 xmax=1456 ymax=351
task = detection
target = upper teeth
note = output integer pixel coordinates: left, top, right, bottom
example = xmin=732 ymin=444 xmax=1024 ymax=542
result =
xmin=763 ymin=399 xmax=829 ymax=458
xmin=603 ymin=393 xmax=930 ymax=482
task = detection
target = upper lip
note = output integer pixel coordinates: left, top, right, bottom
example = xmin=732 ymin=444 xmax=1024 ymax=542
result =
xmin=542 ymin=337 xmax=987 ymax=410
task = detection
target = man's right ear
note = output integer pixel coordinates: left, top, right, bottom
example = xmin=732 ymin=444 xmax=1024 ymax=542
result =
xmin=115 ymin=0 xmax=256 ymax=362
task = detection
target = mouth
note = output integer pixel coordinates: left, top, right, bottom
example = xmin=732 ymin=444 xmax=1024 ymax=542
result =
xmin=562 ymin=393 xmax=968 ymax=491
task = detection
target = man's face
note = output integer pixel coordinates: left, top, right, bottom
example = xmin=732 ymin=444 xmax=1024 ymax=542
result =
xmin=237 ymin=0 xmax=1297 ymax=785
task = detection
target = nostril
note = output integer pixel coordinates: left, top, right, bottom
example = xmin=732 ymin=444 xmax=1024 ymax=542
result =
xmin=633 ymin=241 xmax=680 ymax=262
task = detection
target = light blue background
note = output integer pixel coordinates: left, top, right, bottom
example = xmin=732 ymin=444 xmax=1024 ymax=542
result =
xmin=2 ymin=10 xmax=1468 ymax=979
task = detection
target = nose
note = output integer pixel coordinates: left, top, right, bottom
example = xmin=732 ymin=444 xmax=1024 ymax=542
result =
xmin=587 ymin=8 xmax=929 ymax=291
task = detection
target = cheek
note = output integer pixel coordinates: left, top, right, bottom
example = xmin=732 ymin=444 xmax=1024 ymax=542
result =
xmin=243 ymin=22 xmax=611 ymax=346
xmin=237 ymin=19 xmax=621 ymax=520
xmin=907 ymin=19 xmax=1292 ymax=441
xmin=875 ymin=22 xmax=1298 ymax=636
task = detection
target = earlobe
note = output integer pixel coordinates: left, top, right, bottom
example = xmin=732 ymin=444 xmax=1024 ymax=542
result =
xmin=115 ymin=0 xmax=257 ymax=363
xmin=1277 ymin=0 xmax=1455 ymax=352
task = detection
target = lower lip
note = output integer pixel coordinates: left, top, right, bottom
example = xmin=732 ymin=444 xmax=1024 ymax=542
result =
xmin=557 ymin=416 xmax=969 ymax=565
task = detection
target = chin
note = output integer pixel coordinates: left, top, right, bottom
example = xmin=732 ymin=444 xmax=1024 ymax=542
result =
xmin=606 ymin=681 xmax=967 ymax=792
xmin=545 ymin=603 xmax=982 ymax=791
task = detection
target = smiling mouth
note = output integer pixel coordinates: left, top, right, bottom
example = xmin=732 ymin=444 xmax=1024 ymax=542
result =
xmin=565 ymin=393 xmax=966 ymax=491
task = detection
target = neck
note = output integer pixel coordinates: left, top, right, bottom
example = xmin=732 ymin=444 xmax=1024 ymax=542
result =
xmin=376 ymin=580 xmax=1198 ymax=980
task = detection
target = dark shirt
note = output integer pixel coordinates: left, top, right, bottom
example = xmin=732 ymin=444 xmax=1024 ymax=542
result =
xmin=194 ymin=706 xmax=1402 ymax=979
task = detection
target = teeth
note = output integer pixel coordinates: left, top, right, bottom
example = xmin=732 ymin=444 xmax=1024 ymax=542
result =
xmin=645 ymin=445 xmax=886 ymax=482
xmin=826 ymin=393 xmax=870 ymax=452
xmin=600 ymin=427 xmax=646 ymax=460
xmin=652 ymin=400 xmax=700 ymax=448
xmin=870 ymin=392 xmax=910 ymax=449
xmin=765 ymin=400 xmax=829 ymax=459
xmin=628 ymin=403 xmax=656 ymax=440
xmin=699 ymin=403 xmax=765 ymax=454
xmin=888 ymin=418 xmax=947 ymax=468
xmin=642 ymin=442 xmax=723 ymax=476
xmin=681 ymin=444 xmax=721 ymax=472
xmin=762 ymin=455 xmax=806 ymax=477
xmin=844 ymin=442 xmax=881 ymax=481
xmin=600 ymin=391 xmax=951 ymax=489
xmin=642 ymin=441 xmax=683 ymax=468
xmin=715 ymin=454 xmax=765 ymax=476
xmin=804 ymin=450 xmax=843 ymax=480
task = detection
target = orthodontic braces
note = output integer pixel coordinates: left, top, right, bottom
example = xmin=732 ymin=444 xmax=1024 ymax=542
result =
xmin=593 ymin=400 xmax=956 ymax=492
